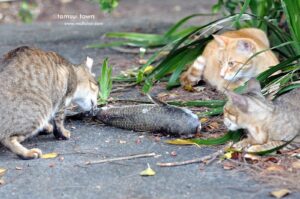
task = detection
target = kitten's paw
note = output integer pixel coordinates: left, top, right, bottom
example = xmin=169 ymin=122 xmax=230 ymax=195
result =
xmin=62 ymin=129 xmax=71 ymax=140
xmin=54 ymin=128 xmax=71 ymax=140
xmin=245 ymin=145 xmax=263 ymax=153
xmin=233 ymin=140 xmax=251 ymax=150
xmin=19 ymin=148 xmax=42 ymax=160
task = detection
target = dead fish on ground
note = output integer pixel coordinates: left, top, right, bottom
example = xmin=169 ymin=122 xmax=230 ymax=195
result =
xmin=95 ymin=95 xmax=201 ymax=137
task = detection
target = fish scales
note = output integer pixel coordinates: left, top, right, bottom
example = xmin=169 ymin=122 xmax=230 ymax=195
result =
xmin=96 ymin=104 xmax=200 ymax=136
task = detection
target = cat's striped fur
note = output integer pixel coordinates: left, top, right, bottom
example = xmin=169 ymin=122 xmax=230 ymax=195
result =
xmin=0 ymin=46 xmax=99 ymax=159
xmin=223 ymin=78 xmax=300 ymax=152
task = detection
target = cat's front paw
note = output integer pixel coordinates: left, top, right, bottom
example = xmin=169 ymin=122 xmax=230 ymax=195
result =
xmin=19 ymin=148 xmax=42 ymax=160
xmin=54 ymin=128 xmax=71 ymax=140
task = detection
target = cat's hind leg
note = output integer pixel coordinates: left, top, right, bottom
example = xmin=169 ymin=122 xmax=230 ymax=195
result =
xmin=1 ymin=135 xmax=42 ymax=159
xmin=180 ymin=56 xmax=205 ymax=89
xmin=38 ymin=122 xmax=54 ymax=135
xmin=53 ymin=108 xmax=71 ymax=140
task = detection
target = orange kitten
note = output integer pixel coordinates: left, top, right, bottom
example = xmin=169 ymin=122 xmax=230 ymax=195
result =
xmin=180 ymin=28 xmax=279 ymax=91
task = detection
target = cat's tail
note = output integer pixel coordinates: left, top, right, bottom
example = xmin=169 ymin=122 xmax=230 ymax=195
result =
xmin=180 ymin=56 xmax=205 ymax=90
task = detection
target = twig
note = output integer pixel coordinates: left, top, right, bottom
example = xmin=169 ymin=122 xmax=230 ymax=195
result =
xmin=85 ymin=152 xmax=156 ymax=165
xmin=111 ymin=46 xmax=160 ymax=54
xmin=156 ymin=149 xmax=224 ymax=167
xmin=111 ymin=83 xmax=138 ymax=93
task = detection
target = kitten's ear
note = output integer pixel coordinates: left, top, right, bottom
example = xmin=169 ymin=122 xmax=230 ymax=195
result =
xmin=246 ymin=78 xmax=261 ymax=94
xmin=85 ymin=56 xmax=94 ymax=73
xmin=236 ymin=39 xmax=255 ymax=53
xmin=213 ymin=35 xmax=230 ymax=48
xmin=225 ymin=90 xmax=248 ymax=112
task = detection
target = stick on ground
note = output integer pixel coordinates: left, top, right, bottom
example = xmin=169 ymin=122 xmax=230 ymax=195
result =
xmin=156 ymin=149 xmax=224 ymax=167
xmin=85 ymin=152 xmax=156 ymax=165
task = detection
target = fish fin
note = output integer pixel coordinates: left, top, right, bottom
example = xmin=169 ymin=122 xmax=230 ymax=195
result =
xmin=147 ymin=94 xmax=168 ymax=106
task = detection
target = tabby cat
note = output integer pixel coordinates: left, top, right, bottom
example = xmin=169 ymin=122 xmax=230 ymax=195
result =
xmin=224 ymin=78 xmax=300 ymax=152
xmin=0 ymin=46 xmax=99 ymax=159
xmin=180 ymin=28 xmax=279 ymax=91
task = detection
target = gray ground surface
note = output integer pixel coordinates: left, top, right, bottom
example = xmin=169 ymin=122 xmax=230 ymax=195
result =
xmin=0 ymin=0 xmax=298 ymax=198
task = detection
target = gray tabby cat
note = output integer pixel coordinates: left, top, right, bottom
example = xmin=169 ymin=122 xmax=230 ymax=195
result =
xmin=0 ymin=46 xmax=99 ymax=159
xmin=223 ymin=78 xmax=300 ymax=152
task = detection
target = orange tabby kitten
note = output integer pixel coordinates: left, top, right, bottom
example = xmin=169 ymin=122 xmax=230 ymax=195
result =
xmin=224 ymin=78 xmax=300 ymax=152
xmin=180 ymin=28 xmax=279 ymax=91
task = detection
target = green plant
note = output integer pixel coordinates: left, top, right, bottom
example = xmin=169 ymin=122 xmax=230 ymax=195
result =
xmin=98 ymin=0 xmax=119 ymax=13
xmin=98 ymin=58 xmax=113 ymax=105
xmin=18 ymin=0 xmax=36 ymax=23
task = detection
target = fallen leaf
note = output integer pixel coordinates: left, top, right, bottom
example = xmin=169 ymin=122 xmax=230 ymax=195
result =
xmin=292 ymin=160 xmax=300 ymax=169
xmin=119 ymin=140 xmax=126 ymax=144
xmin=0 ymin=168 xmax=6 ymax=177
xmin=200 ymin=118 xmax=208 ymax=123
xmin=41 ymin=152 xmax=58 ymax=159
xmin=0 ymin=178 xmax=5 ymax=185
xmin=183 ymin=85 xmax=195 ymax=92
xmin=266 ymin=165 xmax=285 ymax=172
xmin=140 ymin=164 xmax=156 ymax=176
xmin=244 ymin=153 xmax=261 ymax=162
xmin=49 ymin=163 xmax=55 ymax=168
xmin=223 ymin=161 xmax=236 ymax=170
xmin=223 ymin=151 xmax=234 ymax=159
xmin=270 ymin=189 xmax=291 ymax=198
xmin=15 ymin=167 xmax=22 ymax=170
xmin=143 ymin=65 xmax=154 ymax=74
xmin=207 ymin=122 xmax=219 ymax=130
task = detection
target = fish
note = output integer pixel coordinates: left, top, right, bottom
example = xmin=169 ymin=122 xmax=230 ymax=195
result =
xmin=95 ymin=95 xmax=201 ymax=136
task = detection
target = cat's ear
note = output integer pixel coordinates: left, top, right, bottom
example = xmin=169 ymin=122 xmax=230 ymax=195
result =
xmin=213 ymin=35 xmax=230 ymax=48
xmin=236 ymin=39 xmax=256 ymax=53
xmin=85 ymin=56 xmax=95 ymax=76
xmin=225 ymin=89 xmax=248 ymax=112
xmin=246 ymin=78 xmax=261 ymax=94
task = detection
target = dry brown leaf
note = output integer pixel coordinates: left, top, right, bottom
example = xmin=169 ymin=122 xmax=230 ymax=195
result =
xmin=292 ymin=160 xmax=300 ymax=169
xmin=223 ymin=161 xmax=236 ymax=170
xmin=207 ymin=122 xmax=219 ymax=130
xmin=266 ymin=165 xmax=285 ymax=172
xmin=244 ymin=153 xmax=261 ymax=162
xmin=270 ymin=189 xmax=291 ymax=199
xmin=0 ymin=168 xmax=6 ymax=177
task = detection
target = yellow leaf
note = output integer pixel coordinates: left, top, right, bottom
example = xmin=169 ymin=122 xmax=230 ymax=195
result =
xmin=270 ymin=189 xmax=291 ymax=199
xmin=140 ymin=164 xmax=156 ymax=176
xmin=143 ymin=65 xmax=154 ymax=74
xmin=0 ymin=168 xmax=6 ymax=177
xmin=41 ymin=152 xmax=58 ymax=159
xmin=223 ymin=151 xmax=233 ymax=159
xmin=200 ymin=118 xmax=208 ymax=123
xmin=165 ymin=139 xmax=197 ymax=146
xmin=183 ymin=84 xmax=195 ymax=92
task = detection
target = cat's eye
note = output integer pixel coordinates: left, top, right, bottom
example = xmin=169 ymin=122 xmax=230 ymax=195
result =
xmin=228 ymin=61 xmax=234 ymax=67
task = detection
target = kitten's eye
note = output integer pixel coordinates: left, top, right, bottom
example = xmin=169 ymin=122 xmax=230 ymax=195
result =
xmin=228 ymin=61 xmax=234 ymax=67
